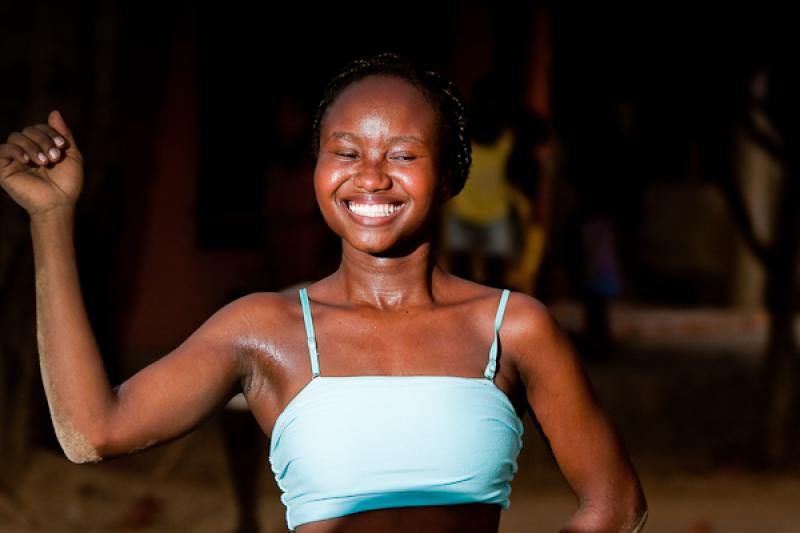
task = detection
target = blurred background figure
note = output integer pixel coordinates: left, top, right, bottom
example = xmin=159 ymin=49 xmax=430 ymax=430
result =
xmin=441 ymin=75 xmax=549 ymax=293
xmin=503 ymin=107 xmax=550 ymax=295
xmin=441 ymin=75 xmax=515 ymax=288
xmin=578 ymin=213 xmax=622 ymax=358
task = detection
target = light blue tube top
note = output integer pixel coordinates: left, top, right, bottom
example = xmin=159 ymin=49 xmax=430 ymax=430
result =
xmin=268 ymin=288 xmax=524 ymax=531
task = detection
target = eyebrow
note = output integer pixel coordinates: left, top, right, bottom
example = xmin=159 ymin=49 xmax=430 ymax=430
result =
xmin=329 ymin=132 xmax=426 ymax=145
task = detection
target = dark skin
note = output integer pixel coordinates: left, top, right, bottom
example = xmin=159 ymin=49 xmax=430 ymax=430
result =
xmin=0 ymin=76 xmax=646 ymax=532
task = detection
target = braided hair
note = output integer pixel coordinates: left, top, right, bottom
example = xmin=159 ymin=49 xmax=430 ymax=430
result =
xmin=311 ymin=53 xmax=472 ymax=198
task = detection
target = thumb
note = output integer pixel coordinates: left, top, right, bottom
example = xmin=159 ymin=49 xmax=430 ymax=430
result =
xmin=48 ymin=109 xmax=82 ymax=158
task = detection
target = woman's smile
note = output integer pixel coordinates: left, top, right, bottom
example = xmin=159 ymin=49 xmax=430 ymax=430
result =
xmin=339 ymin=193 xmax=409 ymax=226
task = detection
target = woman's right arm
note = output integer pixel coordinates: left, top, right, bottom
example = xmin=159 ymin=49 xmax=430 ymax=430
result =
xmin=2 ymin=111 xmax=255 ymax=464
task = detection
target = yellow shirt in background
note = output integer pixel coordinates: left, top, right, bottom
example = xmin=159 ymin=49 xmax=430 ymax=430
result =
xmin=449 ymin=129 xmax=513 ymax=224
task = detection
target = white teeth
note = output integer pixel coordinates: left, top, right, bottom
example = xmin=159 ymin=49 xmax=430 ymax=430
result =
xmin=346 ymin=202 xmax=401 ymax=217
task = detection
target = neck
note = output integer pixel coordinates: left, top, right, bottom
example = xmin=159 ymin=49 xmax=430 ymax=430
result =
xmin=333 ymin=240 xmax=442 ymax=309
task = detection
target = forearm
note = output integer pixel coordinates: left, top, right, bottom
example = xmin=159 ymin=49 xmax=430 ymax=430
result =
xmin=30 ymin=206 xmax=117 ymax=463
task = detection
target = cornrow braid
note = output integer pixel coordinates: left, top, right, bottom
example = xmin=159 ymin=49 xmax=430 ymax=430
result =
xmin=311 ymin=53 xmax=472 ymax=198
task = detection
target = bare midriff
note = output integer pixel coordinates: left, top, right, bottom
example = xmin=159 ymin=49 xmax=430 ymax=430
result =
xmin=295 ymin=502 xmax=502 ymax=533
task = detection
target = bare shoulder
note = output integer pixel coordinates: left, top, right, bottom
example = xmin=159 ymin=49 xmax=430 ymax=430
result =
xmin=197 ymin=290 xmax=308 ymax=389
xmin=435 ymin=278 xmax=571 ymax=389
xmin=172 ymin=289 xmax=306 ymax=363
xmin=435 ymin=270 xmax=508 ymax=306
xmin=225 ymin=289 xmax=300 ymax=317
xmin=212 ymin=289 xmax=305 ymax=341
xmin=500 ymin=291 xmax=577 ymax=385
xmin=502 ymin=291 xmax=557 ymax=343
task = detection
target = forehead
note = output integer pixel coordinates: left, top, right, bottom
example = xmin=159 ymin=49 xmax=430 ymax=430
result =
xmin=321 ymin=75 xmax=438 ymax=137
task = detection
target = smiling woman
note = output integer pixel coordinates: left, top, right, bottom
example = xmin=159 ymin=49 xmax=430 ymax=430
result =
xmin=0 ymin=53 xmax=646 ymax=532
xmin=314 ymin=74 xmax=444 ymax=254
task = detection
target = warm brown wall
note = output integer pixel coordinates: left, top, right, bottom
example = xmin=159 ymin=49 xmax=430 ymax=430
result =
xmin=120 ymin=33 xmax=262 ymax=360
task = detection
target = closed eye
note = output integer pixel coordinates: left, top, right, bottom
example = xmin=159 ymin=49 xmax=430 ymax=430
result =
xmin=336 ymin=152 xmax=358 ymax=160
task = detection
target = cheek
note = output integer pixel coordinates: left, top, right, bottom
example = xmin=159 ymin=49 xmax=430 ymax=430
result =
xmin=397 ymin=165 xmax=439 ymax=204
xmin=313 ymin=161 xmax=345 ymax=204
xmin=313 ymin=162 xmax=346 ymax=231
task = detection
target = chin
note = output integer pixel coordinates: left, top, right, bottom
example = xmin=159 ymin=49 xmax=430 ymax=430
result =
xmin=349 ymin=238 xmax=396 ymax=256
xmin=332 ymin=213 xmax=437 ymax=258
xmin=351 ymin=234 xmax=429 ymax=259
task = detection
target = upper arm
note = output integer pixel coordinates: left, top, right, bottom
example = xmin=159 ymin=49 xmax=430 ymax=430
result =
xmin=99 ymin=293 xmax=263 ymax=458
xmin=505 ymin=293 xmax=646 ymax=525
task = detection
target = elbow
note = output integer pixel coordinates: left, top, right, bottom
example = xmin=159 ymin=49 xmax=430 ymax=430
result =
xmin=53 ymin=421 xmax=105 ymax=465
xmin=63 ymin=445 xmax=103 ymax=465
xmin=59 ymin=428 xmax=159 ymax=463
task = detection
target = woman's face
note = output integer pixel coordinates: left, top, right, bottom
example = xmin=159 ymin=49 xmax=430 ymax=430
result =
xmin=314 ymin=75 xmax=443 ymax=256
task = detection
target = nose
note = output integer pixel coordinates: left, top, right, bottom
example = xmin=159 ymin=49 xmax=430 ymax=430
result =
xmin=352 ymin=159 xmax=392 ymax=192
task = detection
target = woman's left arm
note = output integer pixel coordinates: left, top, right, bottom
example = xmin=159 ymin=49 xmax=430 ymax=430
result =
xmin=505 ymin=293 xmax=647 ymax=532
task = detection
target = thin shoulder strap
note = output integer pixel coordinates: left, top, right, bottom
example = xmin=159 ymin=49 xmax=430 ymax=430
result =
xmin=298 ymin=287 xmax=321 ymax=378
xmin=484 ymin=289 xmax=511 ymax=381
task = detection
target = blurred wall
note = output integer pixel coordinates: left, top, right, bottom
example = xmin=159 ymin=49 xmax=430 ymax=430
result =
xmin=118 ymin=31 xmax=266 ymax=368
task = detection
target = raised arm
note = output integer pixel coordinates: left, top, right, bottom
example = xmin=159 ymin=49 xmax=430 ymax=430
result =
xmin=505 ymin=293 xmax=647 ymax=532
xmin=1 ymin=111 xmax=253 ymax=464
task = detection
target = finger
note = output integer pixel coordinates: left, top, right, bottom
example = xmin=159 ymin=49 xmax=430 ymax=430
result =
xmin=0 ymin=143 xmax=32 ymax=168
xmin=31 ymin=124 xmax=66 ymax=163
xmin=21 ymin=126 xmax=62 ymax=163
xmin=33 ymin=123 xmax=67 ymax=150
xmin=8 ymin=132 xmax=50 ymax=166
xmin=48 ymin=110 xmax=82 ymax=159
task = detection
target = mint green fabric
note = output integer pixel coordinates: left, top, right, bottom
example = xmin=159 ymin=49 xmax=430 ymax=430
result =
xmin=268 ymin=288 xmax=523 ymax=531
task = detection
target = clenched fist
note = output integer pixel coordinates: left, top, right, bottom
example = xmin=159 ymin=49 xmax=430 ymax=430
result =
xmin=0 ymin=110 xmax=84 ymax=217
